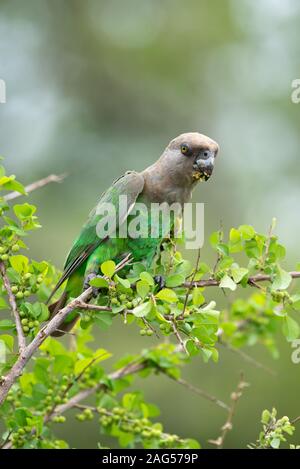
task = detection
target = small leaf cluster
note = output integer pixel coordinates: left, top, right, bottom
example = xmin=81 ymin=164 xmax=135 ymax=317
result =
xmin=248 ymin=408 xmax=296 ymax=449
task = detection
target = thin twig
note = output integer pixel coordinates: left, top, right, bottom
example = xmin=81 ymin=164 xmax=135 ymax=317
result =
xmin=219 ymin=340 xmax=276 ymax=376
xmin=4 ymin=174 xmax=67 ymax=201
xmin=76 ymin=303 xmax=112 ymax=312
xmin=142 ymin=317 xmax=159 ymax=338
xmin=0 ymin=431 xmax=12 ymax=449
xmin=248 ymin=278 xmax=266 ymax=292
xmin=291 ymin=415 xmax=300 ymax=425
xmin=171 ymin=319 xmax=188 ymax=355
xmin=115 ymin=253 xmax=133 ymax=273
xmin=164 ymin=373 xmax=229 ymax=411
xmin=0 ymin=261 xmax=26 ymax=352
xmin=208 ymin=373 xmax=249 ymax=448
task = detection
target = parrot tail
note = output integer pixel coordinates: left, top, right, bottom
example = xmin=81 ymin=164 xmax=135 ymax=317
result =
xmin=48 ymin=291 xmax=79 ymax=337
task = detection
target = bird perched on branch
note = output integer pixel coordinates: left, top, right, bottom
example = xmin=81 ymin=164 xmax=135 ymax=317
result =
xmin=48 ymin=132 xmax=219 ymax=335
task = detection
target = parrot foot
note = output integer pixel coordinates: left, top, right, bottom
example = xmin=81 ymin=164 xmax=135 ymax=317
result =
xmin=83 ymin=273 xmax=103 ymax=298
xmin=154 ymin=275 xmax=166 ymax=291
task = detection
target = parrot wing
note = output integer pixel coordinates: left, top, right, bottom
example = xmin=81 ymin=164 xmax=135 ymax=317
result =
xmin=47 ymin=171 xmax=144 ymax=302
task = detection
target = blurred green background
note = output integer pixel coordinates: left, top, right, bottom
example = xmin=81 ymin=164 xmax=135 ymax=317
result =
xmin=1 ymin=0 xmax=300 ymax=448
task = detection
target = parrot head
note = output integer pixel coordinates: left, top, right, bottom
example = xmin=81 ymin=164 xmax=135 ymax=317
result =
xmin=163 ymin=132 xmax=219 ymax=185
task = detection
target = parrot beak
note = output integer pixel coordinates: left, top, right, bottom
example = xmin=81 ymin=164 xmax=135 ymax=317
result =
xmin=193 ymin=150 xmax=215 ymax=181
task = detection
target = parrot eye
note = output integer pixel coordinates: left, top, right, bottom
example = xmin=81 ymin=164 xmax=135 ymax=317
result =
xmin=180 ymin=143 xmax=192 ymax=156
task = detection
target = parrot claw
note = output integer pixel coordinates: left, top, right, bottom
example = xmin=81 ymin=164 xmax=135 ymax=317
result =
xmin=83 ymin=273 xmax=103 ymax=298
xmin=154 ymin=275 xmax=166 ymax=291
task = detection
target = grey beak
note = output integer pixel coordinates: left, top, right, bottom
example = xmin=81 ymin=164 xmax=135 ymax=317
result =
xmin=194 ymin=150 xmax=215 ymax=176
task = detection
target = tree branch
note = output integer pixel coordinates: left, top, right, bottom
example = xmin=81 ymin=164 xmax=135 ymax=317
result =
xmin=0 ymin=261 xmax=26 ymax=352
xmin=4 ymin=174 xmax=67 ymax=201
xmin=208 ymin=373 xmax=249 ymax=448
xmin=164 ymin=372 xmax=230 ymax=411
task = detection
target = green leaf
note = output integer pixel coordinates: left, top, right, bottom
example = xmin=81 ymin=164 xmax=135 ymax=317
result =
xmin=192 ymin=288 xmax=205 ymax=306
xmin=216 ymin=243 xmax=229 ymax=257
xmin=211 ymin=347 xmax=219 ymax=363
xmin=19 ymin=373 xmax=35 ymax=393
xmin=93 ymin=348 xmax=112 ymax=362
xmin=31 ymin=260 xmax=49 ymax=273
xmin=40 ymin=338 xmax=66 ymax=355
xmin=0 ymin=334 xmax=14 ymax=351
xmin=0 ymin=319 xmax=14 ymax=330
xmin=74 ymin=351 xmax=111 ymax=375
xmin=210 ymin=231 xmax=220 ymax=248
xmin=15 ymin=408 xmax=28 ymax=426
xmin=219 ymin=274 xmax=237 ymax=291
xmin=114 ymin=274 xmax=130 ymax=289
xmin=197 ymin=310 xmax=220 ymax=325
xmin=231 ymin=267 xmax=249 ymax=283
xmin=156 ymin=288 xmax=178 ymax=303
xmin=3 ymin=179 xmax=26 ymax=195
xmin=200 ymin=347 xmax=213 ymax=362
xmin=176 ymin=260 xmax=192 ymax=276
xmin=238 ymin=224 xmax=255 ymax=239
xmin=194 ymin=262 xmax=210 ymax=280
xmin=244 ymin=239 xmax=261 ymax=259
xmin=0 ymin=296 xmax=8 ymax=310
xmin=101 ymin=260 xmax=116 ymax=278
xmin=132 ymin=300 xmax=152 ymax=318
xmin=229 ymin=228 xmax=241 ymax=243
xmin=270 ymin=437 xmax=280 ymax=449
xmin=261 ymin=409 xmax=271 ymax=424
xmin=33 ymin=302 xmax=49 ymax=321
xmin=139 ymin=272 xmax=154 ymax=286
xmin=13 ymin=203 xmax=36 ymax=220
xmin=166 ymin=273 xmax=185 ymax=287
xmin=282 ymin=316 xmax=300 ymax=342
xmin=9 ymin=255 xmax=29 ymax=274
xmin=136 ymin=280 xmax=150 ymax=299
xmin=184 ymin=439 xmax=201 ymax=449
xmin=272 ymin=267 xmax=292 ymax=290
xmin=186 ymin=339 xmax=198 ymax=356
xmin=218 ymin=256 xmax=234 ymax=270
xmin=89 ymin=277 xmax=109 ymax=288
xmin=94 ymin=313 xmax=113 ymax=330
xmin=74 ymin=358 xmax=94 ymax=375
xmin=53 ymin=355 xmax=74 ymax=374
xmin=290 ymin=293 xmax=300 ymax=310
xmin=192 ymin=326 xmax=217 ymax=345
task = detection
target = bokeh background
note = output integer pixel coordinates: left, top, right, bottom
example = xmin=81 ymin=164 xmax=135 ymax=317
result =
xmin=1 ymin=0 xmax=300 ymax=448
